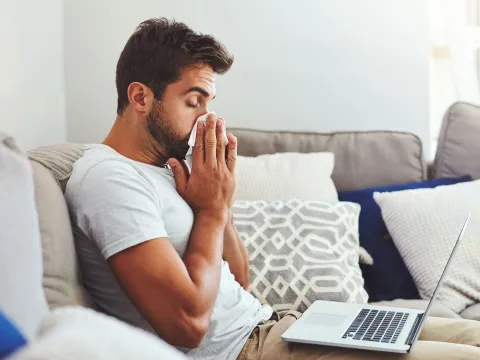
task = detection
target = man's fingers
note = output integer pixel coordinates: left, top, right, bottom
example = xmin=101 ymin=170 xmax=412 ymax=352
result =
xmin=192 ymin=120 xmax=205 ymax=166
xmin=216 ymin=118 xmax=226 ymax=167
xmin=167 ymin=158 xmax=188 ymax=191
xmin=180 ymin=159 xmax=191 ymax=180
xmin=226 ymin=133 xmax=237 ymax=173
xmin=205 ymin=114 xmax=217 ymax=167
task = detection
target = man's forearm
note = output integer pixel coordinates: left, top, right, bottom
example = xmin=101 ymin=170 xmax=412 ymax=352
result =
xmin=223 ymin=213 xmax=250 ymax=289
xmin=183 ymin=211 xmax=228 ymax=312
xmin=108 ymin=211 xmax=229 ymax=349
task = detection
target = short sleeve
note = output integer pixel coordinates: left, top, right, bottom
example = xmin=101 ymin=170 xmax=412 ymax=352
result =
xmin=68 ymin=160 xmax=167 ymax=259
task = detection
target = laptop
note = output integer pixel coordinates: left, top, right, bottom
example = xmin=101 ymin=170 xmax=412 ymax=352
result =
xmin=281 ymin=214 xmax=471 ymax=354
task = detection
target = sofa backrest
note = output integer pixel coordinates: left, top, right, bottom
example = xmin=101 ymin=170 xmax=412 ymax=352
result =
xmin=28 ymin=144 xmax=89 ymax=309
xmin=231 ymin=129 xmax=427 ymax=191
xmin=26 ymin=130 xmax=428 ymax=308
xmin=434 ymin=101 xmax=480 ymax=180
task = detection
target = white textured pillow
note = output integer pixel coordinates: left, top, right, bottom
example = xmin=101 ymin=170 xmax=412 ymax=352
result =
xmin=10 ymin=307 xmax=186 ymax=360
xmin=236 ymin=152 xmax=338 ymax=202
xmin=373 ymin=180 xmax=480 ymax=313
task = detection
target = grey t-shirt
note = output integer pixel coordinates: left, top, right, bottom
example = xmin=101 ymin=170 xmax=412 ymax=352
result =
xmin=65 ymin=145 xmax=272 ymax=360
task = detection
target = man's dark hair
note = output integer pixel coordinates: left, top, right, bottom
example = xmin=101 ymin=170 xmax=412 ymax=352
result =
xmin=116 ymin=18 xmax=234 ymax=115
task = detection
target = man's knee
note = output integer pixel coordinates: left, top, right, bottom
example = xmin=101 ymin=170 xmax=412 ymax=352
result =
xmin=451 ymin=320 xmax=480 ymax=347
xmin=409 ymin=341 xmax=480 ymax=360
xmin=422 ymin=317 xmax=480 ymax=347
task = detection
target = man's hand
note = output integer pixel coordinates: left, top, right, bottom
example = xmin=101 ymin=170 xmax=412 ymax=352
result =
xmin=108 ymin=115 xmax=238 ymax=349
xmin=169 ymin=115 xmax=237 ymax=219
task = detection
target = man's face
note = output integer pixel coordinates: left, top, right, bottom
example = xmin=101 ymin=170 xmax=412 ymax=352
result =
xmin=146 ymin=65 xmax=216 ymax=160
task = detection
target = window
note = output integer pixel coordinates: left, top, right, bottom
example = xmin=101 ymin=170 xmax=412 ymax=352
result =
xmin=429 ymin=0 xmax=480 ymax=158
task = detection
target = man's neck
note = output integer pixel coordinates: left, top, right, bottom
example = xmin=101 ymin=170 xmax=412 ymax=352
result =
xmin=102 ymin=116 xmax=169 ymax=167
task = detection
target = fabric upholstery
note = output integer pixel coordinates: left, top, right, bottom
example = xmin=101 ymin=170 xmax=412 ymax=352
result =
xmin=235 ymin=151 xmax=371 ymax=264
xmin=374 ymin=181 xmax=480 ymax=313
xmin=460 ymin=303 xmax=480 ymax=321
xmin=28 ymin=143 xmax=85 ymax=192
xmin=358 ymin=247 xmax=373 ymax=266
xmin=10 ymin=307 xmax=186 ymax=360
xmin=30 ymin=161 xmax=92 ymax=309
xmin=19 ymin=130 xmax=480 ymax=329
xmin=27 ymin=143 xmax=89 ymax=309
xmin=339 ymin=175 xmax=471 ymax=302
xmin=233 ymin=200 xmax=368 ymax=312
xmin=0 ymin=133 xmax=49 ymax=341
xmin=230 ymin=128 xmax=426 ymax=191
xmin=434 ymin=102 xmax=480 ymax=180
xmin=236 ymin=152 xmax=338 ymax=202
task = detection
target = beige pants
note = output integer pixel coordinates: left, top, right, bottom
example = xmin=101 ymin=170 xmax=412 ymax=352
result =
xmin=237 ymin=311 xmax=480 ymax=360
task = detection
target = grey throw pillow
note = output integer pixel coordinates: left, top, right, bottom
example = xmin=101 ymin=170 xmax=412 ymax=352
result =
xmin=232 ymin=200 xmax=368 ymax=312
xmin=0 ymin=133 xmax=49 ymax=341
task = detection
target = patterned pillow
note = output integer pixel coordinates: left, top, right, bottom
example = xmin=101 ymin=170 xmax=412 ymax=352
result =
xmin=232 ymin=200 xmax=368 ymax=312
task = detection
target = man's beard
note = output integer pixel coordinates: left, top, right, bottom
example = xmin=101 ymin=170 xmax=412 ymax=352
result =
xmin=146 ymin=101 xmax=190 ymax=162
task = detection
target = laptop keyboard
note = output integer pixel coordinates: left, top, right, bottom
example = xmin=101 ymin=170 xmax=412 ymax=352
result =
xmin=342 ymin=309 xmax=409 ymax=344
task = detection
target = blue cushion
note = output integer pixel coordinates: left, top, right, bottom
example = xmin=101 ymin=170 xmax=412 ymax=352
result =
xmin=0 ymin=310 xmax=26 ymax=359
xmin=339 ymin=175 xmax=472 ymax=302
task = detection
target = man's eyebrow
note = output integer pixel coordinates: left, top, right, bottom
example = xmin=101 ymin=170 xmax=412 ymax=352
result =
xmin=185 ymin=87 xmax=215 ymax=99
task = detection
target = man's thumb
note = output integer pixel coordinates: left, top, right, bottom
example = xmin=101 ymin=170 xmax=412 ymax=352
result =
xmin=167 ymin=159 xmax=187 ymax=189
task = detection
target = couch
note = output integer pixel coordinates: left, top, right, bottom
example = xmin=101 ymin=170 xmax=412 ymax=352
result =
xmin=3 ymin=102 xmax=479 ymax=353
xmin=23 ymin=102 xmax=480 ymax=322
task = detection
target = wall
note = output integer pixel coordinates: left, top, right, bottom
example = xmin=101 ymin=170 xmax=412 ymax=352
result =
xmin=64 ymin=0 xmax=430 ymax=154
xmin=0 ymin=1 xmax=65 ymax=150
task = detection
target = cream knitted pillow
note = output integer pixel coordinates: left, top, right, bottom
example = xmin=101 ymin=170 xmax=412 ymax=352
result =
xmin=236 ymin=152 xmax=338 ymax=202
xmin=373 ymin=180 xmax=480 ymax=313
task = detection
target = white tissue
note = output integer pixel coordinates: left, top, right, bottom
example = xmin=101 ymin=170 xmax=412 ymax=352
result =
xmin=186 ymin=111 xmax=228 ymax=156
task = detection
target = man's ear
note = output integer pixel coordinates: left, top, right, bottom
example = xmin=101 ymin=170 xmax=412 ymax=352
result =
xmin=127 ymin=82 xmax=154 ymax=115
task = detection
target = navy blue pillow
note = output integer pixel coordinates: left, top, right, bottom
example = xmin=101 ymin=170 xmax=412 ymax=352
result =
xmin=0 ymin=311 xmax=26 ymax=359
xmin=339 ymin=175 xmax=472 ymax=302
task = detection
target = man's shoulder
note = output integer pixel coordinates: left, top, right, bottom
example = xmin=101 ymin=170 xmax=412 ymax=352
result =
xmin=66 ymin=146 xmax=142 ymax=199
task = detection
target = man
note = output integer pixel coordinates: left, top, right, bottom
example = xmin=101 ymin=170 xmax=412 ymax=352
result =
xmin=66 ymin=18 xmax=480 ymax=360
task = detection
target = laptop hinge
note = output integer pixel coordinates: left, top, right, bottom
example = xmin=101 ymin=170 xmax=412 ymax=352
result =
xmin=405 ymin=313 xmax=424 ymax=346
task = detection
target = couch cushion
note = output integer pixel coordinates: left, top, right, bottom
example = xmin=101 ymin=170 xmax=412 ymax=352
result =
xmin=30 ymin=161 xmax=91 ymax=309
xmin=27 ymin=144 xmax=88 ymax=309
xmin=0 ymin=133 xmax=49 ymax=341
xmin=236 ymin=152 xmax=338 ymax=202
xmin=28 ymin=143 xmax=85 ymax=192
xmin=374 ymin=181 xmax=480 ymax=313
xmin=339 ymin=175 xmax=471 ymax=303
xmin=231 ymin=129 xmax=426 ymax=191
xmin=233 ymin=200 xmax=368 ymax=311
xmin=460 ymin=303 xmax=480 ymax=321
xmin=371 ymin=299 xmax=460 ymax=319
xmin=234 ymin=151 xmax=373 ymax=265
xmin=11 ymin=307 xmax=187 ymax=360
xmin=434 ymin=102 xmax=480 ymax=180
